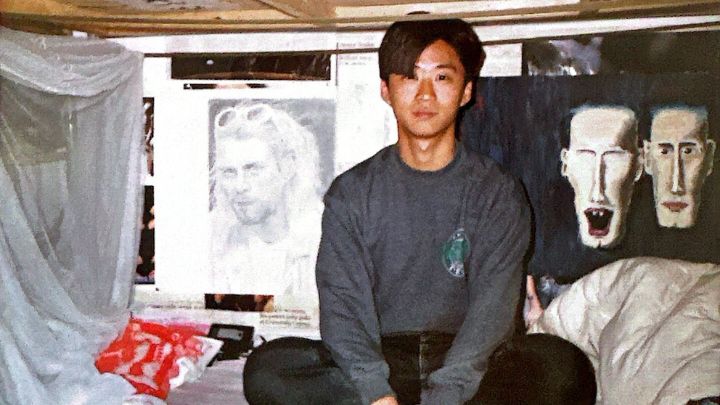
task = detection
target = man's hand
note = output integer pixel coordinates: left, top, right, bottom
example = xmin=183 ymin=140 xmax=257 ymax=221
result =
xmin=371 ymin=395 xmax=399 ymax=405
xmin=524 ymin=275 xmax=544 ymax=327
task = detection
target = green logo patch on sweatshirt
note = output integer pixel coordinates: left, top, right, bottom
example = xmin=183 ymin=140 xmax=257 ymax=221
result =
xmin=441 ymin=228 xmax=469 ymax=278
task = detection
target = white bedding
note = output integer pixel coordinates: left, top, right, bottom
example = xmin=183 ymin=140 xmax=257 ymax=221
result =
xmin=529 ymin=257 xmax=720 ymax=404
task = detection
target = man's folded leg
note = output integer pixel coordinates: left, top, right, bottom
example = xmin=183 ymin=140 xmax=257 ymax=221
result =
xmin=243 ymin=337 xmax=362 ymax=405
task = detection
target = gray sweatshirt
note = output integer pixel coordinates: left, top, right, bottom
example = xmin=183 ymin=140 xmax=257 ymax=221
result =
xmin=316 ymin=144 xmax=530 ymax=405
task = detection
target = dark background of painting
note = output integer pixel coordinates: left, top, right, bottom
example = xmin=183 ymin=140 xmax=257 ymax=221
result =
xmin=523 ymin=31 xmax=720 ymax=76
xmin=460 ymin=73 xmax=720 ymax=291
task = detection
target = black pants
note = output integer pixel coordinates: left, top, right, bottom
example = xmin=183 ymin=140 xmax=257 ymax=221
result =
xmin=243 ymin=333 xmax=472 ymax=405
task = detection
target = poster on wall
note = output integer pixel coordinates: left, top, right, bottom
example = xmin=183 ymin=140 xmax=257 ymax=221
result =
xmin=135 ymin=185 xmax=155 ymax=284
xmin=143 ymin=97 xmax=155 ymax=179
xmin=461 ymin=73 xmax=719 ymax=305
xmin=335 ymin=33 xmax=397 ymax=174
xmin=151 ymin=89 xmax=335 ymax=329
xmin=207 ymin=98 xmax=335 ymax=304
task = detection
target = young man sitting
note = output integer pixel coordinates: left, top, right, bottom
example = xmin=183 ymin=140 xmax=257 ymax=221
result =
xmin=244 ymin=17 xmax=531 ymax=405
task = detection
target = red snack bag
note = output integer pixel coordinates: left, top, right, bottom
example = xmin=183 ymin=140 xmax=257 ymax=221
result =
xmin=95 ymin=318 xmax=203 ymax=399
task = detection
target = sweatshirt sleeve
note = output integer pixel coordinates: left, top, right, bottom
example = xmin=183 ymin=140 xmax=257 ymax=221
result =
xmin=422 ymin=177 xmax=531 ymax=405
xmin=316 ymin=185 xmax=394 ymax=405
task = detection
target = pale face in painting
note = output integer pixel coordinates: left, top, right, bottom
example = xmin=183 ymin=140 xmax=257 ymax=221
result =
xmin=644 ymin=108 xmax=716 ymax=228
xmin=215 ymin=136 xmax=289 ymax=226
xmin=561 ymin=107 xmax=643 ymax=248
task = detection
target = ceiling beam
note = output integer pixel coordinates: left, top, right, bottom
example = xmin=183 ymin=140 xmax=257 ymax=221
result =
xmin=1 ymin=0 xmax=77 ymax=15
xmin=251 ymin=0 xmax=334 ymax=18
xmin=1 ymin=0 xmax=718 ymax=36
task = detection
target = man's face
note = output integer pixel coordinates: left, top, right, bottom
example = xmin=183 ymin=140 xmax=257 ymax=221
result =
xmin=644 ymin=108 xmax=716 ymax=228
xmin=561 ymin=107 xmax=642 ymax=248
xmin=215 ymin=137 xmax=289 ymax=225
xmin=380 ymin=40 xmax=473 ymax=142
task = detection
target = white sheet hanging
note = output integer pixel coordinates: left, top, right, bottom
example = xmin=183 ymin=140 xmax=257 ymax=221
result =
xmin=0 ymin=27 xmax=144 ymax=405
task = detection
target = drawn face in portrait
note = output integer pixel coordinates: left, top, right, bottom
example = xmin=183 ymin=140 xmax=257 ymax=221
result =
xmin=644 ymin=107 xmax=716 ymax=228
xmin=212 ymin=105 xmax=305 ymax=246
xmin=561 ymin=106 xmax=643 ymax=249
xmin=215 ymin=136 xmax=290 ymax=228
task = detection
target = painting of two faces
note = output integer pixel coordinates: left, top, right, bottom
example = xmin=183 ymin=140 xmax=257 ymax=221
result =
xmin=461 ymin=72 xmax=719 ymax=305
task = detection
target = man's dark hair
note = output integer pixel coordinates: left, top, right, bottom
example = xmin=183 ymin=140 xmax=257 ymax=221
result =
xmin=378 ymin=18 xmax=485 ymax=83
xmin=476 ymin=333 xmax=597 ymax=405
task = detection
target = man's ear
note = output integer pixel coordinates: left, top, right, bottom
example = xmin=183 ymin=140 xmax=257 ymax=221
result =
xmin=705 ymin=139 xmax=716 ymax=176
xmin=460 ymin=80 xmax=473 ymax=107
xmin=380 ymin=80 xmax=391 ymax=105
xmin=560 ymin=148 xmax=569 ymax=177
